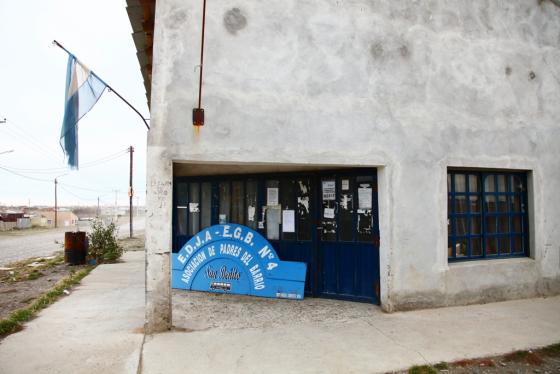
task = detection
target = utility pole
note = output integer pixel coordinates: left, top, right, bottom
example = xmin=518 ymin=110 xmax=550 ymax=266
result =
xmin=112 ymin=190 xmax=119 ymax=222
xmin=54 ymin=174 xmax=67 ymax=228
xmin=54 ymin=178 xmax=58 ymax=228
xmin=128 ymin=146 xmax=134 ymax=238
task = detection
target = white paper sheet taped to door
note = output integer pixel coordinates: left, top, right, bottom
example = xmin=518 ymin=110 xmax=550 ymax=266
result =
xmin=189 ymin=203 xmax=200 ymax=213
xmin=324 ymin=207 xmax=335 ymax=219
xmin=358 ymin=187 xmax=372 ymax=209
xmin=282 ymin=210 xmax=295 ymax=233
xmin=267 ymin=188 xmax=279 ymax=206
xmin=248 ymin=206 xmax=256 ymax=222
xmin=322 ymin=180 xmax=336 ymax=201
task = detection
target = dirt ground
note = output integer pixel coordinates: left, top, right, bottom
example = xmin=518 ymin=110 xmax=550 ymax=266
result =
xmin=0 ymin=252 xmax=89 ymax=320
xmin=0 ymin=233 xmax=145 ymax=321
xmin=394 ymin=345 xmax=560 ymax=374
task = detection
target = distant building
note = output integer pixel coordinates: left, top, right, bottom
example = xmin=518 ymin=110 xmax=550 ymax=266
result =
xmin=0 ymin=211 xmax=25 ymax=223
xmin=41 ymin=211 xmax=79 ymax=228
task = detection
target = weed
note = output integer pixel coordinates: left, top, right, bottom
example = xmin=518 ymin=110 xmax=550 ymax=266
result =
xmin=539 ymin=343 xmax=560 ymax=356
xmin=504 ymin=350 xmax=543 ymax=366
xmin=27 ymin=270 xmax=44 ymax=281
xmin=408 ymin=365 xmax=436 ymax=374
xmin=433 ymin=362 xmax=448 ymax=370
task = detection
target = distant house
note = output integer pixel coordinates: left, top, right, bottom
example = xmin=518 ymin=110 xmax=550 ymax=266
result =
xmin=0 ymin=211 xmax=25 ymax=223
xmin=0 ymin=210 xmax=24 ymax=231
xmin=41 ymin=211 xmax=79 ymax=228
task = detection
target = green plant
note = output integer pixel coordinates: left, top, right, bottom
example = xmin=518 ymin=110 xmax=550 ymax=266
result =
xmin=433 ymin=362 xmax=448 ymax=371
xmin=88 ymin=220 xmax=123 ymax=263
xmin=408 ymin=365 xmax=436 ymax=374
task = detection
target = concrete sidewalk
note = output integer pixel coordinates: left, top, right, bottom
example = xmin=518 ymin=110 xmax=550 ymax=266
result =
xmin=144 ymin=295 xmax=560 ymax=373
xmin=0 ymin=251 xmax=145 ymax=374
xmin=0 ymin=251 xmax=559 ymax=374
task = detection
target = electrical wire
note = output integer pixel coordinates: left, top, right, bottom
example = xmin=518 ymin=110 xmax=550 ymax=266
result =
xmin=0 ymin=148 xmax=128 ymax=174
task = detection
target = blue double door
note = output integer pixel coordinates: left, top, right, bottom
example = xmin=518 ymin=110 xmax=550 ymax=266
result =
xmin=173 ymin=169 xmax=380 ymax=303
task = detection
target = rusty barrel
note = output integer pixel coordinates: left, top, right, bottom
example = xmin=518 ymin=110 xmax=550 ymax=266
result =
xmin=64 ymin=231 xmax=88 ymax=265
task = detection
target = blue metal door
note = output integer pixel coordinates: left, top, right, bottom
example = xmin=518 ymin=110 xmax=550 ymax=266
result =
xmin=317 ymin=173 xmax=380 ymax=303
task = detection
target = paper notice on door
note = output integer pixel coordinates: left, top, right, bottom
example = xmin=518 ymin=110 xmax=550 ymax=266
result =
xmin=322 ymin=180 xmax=336 ymax=201
xmin=219 ymin=214 xmax=227 ymax=224
xmin=247 ymin=206 xmax=256 ymax=222
xmin=341 ymin=179 xmax=349 ymax=191
xmin=282 ymin=210 xmax=295 ymax=233
xmin=358 ymin=187 xmax=372 ymax=209
xmin=267 ymin=188 xmax=279 ymax=206
xmin=189 ymin=202 xmax=200 ymax=213
xmin=324 ymin=207 xmax=335 ymax=219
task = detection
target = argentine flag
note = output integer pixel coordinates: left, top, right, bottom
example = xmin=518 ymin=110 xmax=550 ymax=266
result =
xmin=60 ymin=54 xmax=107 ymax=169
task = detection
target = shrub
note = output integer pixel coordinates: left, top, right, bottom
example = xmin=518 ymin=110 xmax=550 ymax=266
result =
xmin=88 ymin=220 xmax=123 ymax=263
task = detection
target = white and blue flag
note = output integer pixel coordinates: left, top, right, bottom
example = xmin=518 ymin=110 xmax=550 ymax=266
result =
xmin=60 ymin=54 xmax=107 ymax=169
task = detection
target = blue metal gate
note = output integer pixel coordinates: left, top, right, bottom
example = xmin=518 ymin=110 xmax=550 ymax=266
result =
xmin=172 ymin=169 xmax=380 ymax=303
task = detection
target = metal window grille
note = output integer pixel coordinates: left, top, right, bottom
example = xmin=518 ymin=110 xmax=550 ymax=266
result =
xmin=447 ymin=170 xmax=529 ymax=261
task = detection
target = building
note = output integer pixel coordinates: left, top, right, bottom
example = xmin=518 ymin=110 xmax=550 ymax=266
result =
xmin=127 ymin=0 xmax=560 ymax=332
xmin=40 ymin=211 xmax=79 ymax=228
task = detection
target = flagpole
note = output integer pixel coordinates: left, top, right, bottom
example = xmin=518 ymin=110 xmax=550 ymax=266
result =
xmin=53 ymin=40 xmax=150 ymax=130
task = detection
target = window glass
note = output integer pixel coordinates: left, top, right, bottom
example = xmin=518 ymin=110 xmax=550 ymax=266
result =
xmin=455 ymin=174 xmax=466 ymax=192
xmin=219 ymin=182 xmax=230 ymax=224
xmin=321 ymin=178 xmax=337 ymax=241
xmin=498 ymin=216 xmax=509 ymax=233
xmin=471 ymin=217 xmax=481 ymax=234
xmin=498 ymin=195 xmax=508 ymax=212
xmin=456 ymin=217 xmax=468 ymax=236
xmin=356 ymin=177 xmax=374 ymax=242
xmin=339 ymin=177 xmax=354 ymax=241
xmin=297 ymin=179 xmax=312 ymax=241
xmin=469 ymin=196 xmax=480 ymax=212
xmin=512 ymin=216 xmax=522 ymax=233
xmin=265 ymin=180 xmax=280 ymax=240
xmin=455 ymin=196 xmax=467 ymax=214
xmin=188 ymin=183 xmax=200 ymax=235
xmin=485 ymin=175 xmax=495 ymax=192
xmin=471 ymin=238 xmax=482 ymax=256
xmin=469 ymin=175 xmax=479 ymax=192
xmin=512 ymin=236 xmax=523 ymax=253
xmin=245 ymin=180 xmax=257 ymax=230
xmin=201 ymin=182 xmax=212 ymax=229
xmin=176 ymin=182 xmax=188 ymax=235
xmin=231 ymin=181 xmax=244 ymax=225
xmin=499 ymin=237 xmax=511 ymax=255
xmin=455 ymin=238 xmax=467 ymax=257
xmin=497 ymin=175 xmax=507 ymax=192
xmin=487 ymin=237 xmax=498 ymax=255
xmin=485 ymin=195 xmax=496 ymax=212
xmin=281 ymin=179 xmax=296 ymax=241
xmin=511 ymin=175 xmax=524 ymax=193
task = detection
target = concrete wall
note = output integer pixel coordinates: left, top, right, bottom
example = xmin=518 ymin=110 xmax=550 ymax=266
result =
xmin=146 ymin=0 xmax=560 ymax=330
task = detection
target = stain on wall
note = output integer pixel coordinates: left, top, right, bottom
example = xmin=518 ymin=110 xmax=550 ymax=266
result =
xmin=224 ymin=8 xmax=247 ymax=35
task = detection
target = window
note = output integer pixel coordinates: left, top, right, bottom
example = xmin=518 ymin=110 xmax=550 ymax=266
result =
xmin=447 ymin=170 xmax=529 ymax=260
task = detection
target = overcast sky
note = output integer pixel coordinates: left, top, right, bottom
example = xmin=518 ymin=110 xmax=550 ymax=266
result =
xmin=0 ymin=0 xmax=148 ymax=207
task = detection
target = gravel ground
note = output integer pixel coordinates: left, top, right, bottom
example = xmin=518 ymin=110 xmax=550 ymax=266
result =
xmin=172 ymin=290 xmax=381 ymax=331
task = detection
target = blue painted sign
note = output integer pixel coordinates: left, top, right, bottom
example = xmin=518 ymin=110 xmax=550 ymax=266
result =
xmin=172 ymin=224 xmax=307 ymax=299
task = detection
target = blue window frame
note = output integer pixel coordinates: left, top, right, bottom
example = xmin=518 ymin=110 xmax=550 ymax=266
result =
xmin=447 ymin=170 xmax=529 ymax=261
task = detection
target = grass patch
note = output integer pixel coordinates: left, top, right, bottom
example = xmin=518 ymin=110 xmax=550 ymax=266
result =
xmin=539 ymin=343 xmax=560 ymax=356
xmin=0 ymin=253 xmax=64 ymax=283
xmin=0 ymin=266 xmax=94 ymax=337
xmin=433 ymin=362 xmax=448 ymax=370
xmin=408 ymin=365 xmax=437 ymax=374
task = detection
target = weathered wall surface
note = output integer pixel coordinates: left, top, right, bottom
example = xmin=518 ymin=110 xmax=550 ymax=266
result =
xmin=147 ymin=0 xmax=560 ymax=322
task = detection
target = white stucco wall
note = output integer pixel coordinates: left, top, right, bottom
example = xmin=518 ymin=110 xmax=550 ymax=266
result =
xmin=146 ymin=0 xmax=560 ymax=329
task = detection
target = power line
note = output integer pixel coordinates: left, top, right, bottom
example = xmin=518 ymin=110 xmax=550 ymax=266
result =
xmin=0 ymin=148 xmax=129 ymax=174
xmin=0 ymin=165 xmax=117 ymax=194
